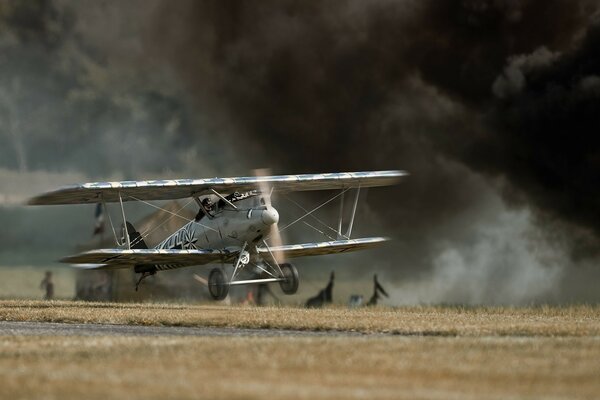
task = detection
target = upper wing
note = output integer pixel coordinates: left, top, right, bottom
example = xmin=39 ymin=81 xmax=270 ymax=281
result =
xmin=62 ymin=248 xmax=239 ymax=270
xmin=28 ymin=170 xmax=406 ymax=205
xmin=257 ymin=237 xmax=389 ymax=259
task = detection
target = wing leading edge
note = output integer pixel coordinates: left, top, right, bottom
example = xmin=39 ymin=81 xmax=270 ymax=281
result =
xmin=62 ymin=248 xmax=239 ymax=270
xmin=28 ymin=170 xmax=406 ymax=205
xmin=63 ymin=237 xmax=388 ymax=270
xmin=257 ymin=237 xmax=389 ymax=259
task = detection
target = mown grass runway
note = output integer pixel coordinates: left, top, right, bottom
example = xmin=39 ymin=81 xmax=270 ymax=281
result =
xmin=2 ymin=300 xmax=600 ymax=335
xmin=1 ymin=301 xmax=599 ymax=399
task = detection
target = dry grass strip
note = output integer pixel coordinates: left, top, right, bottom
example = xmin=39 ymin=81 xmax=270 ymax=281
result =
xmin=1 ymin=300 xmax=600 ymax=336
xmin=1 ymin=335 xmax=599 ymax=400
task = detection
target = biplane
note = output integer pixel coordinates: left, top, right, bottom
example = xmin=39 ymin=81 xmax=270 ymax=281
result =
xmin=28 ymin=170 xmax=406 ymax=300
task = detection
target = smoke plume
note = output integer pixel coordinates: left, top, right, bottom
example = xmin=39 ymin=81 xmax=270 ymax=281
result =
xmin=1 ymin=0 xmax=599 ymax=303
xmin=143 ymin=0 xmax=600 ymax=303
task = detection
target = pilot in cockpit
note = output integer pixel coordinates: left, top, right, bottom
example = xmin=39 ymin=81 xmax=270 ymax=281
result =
xmin=202 ymin=198 xmax=214 ymax=212
xmin=195 ymin=198 xmax=214 ymax=221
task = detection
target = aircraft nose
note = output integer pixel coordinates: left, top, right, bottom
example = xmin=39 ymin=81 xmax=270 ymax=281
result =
xmin=261 ymin=207 xmax=279 ymax=226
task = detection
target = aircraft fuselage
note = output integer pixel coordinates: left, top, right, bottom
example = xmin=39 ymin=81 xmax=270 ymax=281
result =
xmin=155 ymin=193 xmax=278 ymax=251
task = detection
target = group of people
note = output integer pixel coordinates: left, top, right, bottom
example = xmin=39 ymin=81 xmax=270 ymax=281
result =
xmin=305 ymin=272 xmax=389 ymax=308
xmin=39 ymin=268 xmax=389 ymax=305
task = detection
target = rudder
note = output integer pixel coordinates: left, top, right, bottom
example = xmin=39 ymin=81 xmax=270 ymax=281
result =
xmin=122 ymin=222 xmax=148 ymax=249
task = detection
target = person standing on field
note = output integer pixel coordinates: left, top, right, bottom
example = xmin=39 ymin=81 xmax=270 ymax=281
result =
xmin=40 ymin=271 xmax=54 ymax=300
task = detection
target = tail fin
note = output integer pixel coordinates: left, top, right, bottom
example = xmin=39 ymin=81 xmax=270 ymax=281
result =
xmin=122 ymin=222 xmax=148 ymax=249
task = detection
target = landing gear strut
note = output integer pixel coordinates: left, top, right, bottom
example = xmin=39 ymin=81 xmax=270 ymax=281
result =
xmin=135 ymin=271 xmax=156 ymax=291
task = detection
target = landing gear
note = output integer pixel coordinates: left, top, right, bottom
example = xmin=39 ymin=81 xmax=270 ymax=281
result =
xmin=279 ymin=263 xmax=299 ymax=295
xmin=208 ymin=267 xmax=229 ymax=300
xmin=204 ymin=243 xmax=299 ymax=300
xmin=134 ymin=271 xmax=156 ymax=291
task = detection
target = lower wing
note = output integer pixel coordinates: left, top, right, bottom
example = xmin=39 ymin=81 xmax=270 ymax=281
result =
xmin=62 ymin=248 xmax=239 ymax=270
xmin=257 ymin=237 xmax=389 ymax=259
xmin=62 ymin=237 xmax=388 ymax=270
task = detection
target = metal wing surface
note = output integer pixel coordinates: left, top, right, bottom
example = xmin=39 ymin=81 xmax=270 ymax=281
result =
xmin=28 ymin=170 xmax=406 ymax=205
xmin=62 ymin=248 xmax=239 ymax=270
xmin=257 ymin=237 xmax=389 ymax=259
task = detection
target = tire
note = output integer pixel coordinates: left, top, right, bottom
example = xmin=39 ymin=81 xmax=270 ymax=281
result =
xmin=279 ymin=263 xmax=299 ymax=295
xmin=208 ymin=268 xmax=229 ymax=300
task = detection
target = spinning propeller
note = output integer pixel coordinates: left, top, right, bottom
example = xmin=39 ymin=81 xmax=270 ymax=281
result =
xmin=254 ymin=168 xmax=286 ymax=265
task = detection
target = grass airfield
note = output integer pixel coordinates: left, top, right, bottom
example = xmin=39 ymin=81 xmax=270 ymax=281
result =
xmin=1 ymin=301 xmax=600 ymax=399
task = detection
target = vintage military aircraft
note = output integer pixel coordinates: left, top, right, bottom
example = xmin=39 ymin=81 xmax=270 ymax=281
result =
xmin=28 ymin=170 xmax=406 ymax=300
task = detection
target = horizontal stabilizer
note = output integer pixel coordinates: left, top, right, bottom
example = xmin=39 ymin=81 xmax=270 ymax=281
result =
xmin=28 ymin=170 xmax=406 ymax=205
xmin=258 ymin=237 xmax=389 ymax=259
xmin=71 ymin=263 xmax=113 ymax=270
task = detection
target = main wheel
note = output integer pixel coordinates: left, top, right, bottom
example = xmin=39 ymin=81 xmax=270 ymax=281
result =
xmin=208 ymin=268 xmax=229 ymax=300
xmin=279 ymin=263 xmax=299 ymax=295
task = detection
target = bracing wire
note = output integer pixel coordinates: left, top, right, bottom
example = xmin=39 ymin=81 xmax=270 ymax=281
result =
xmin=268 ymin=187 xmax=351 ymax=238
xmin=302 ymin=221 xmax=336 ymax=241
xmin=284 ymin=194 xmax=349 ymax=240
xmin=129 ymin=197 xmax=196 ymax=248
xmin=128 ymin=195 xmax=219 ymax=233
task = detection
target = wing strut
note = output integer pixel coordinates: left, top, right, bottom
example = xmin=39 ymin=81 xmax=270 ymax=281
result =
xmin=337 ymin=191 xmax=345 ymax=239
xmin=101 ymin=197 xmax=122 ymax=247
xmin=261 ymin=240 xmax=285 ymax=277
xmin=230 ymin=241 xmax=248 ymax=282
xmin=118 ymin=191 xmax=130 ymax=250
xmin=346 ymin=186 xmax=361 ymax=238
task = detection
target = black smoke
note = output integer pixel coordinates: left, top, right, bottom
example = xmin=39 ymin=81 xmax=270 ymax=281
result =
xmin=137 ymin=0 xmax=600 ymax=303
xmin=479 ymin=24 xmax=600 ymax=239
xmin=147 ymin=0 xmax=600 ymax=239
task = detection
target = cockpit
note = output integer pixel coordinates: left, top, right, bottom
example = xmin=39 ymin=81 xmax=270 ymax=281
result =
xmin=195 ymin=190 xmax=263 ymax=221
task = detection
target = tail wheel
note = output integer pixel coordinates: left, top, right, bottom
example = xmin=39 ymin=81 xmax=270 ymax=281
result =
xmin=208 ymin=268 xmax=229 ymax=300
xmin=279 ymin=263 xmax=299 ymax=295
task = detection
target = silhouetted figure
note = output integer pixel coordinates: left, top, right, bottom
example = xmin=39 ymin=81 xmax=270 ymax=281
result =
xmin=40 ymin=271 xmax=54 ymax=300
xmin=305 ymin=271 xmax=334 ymax=308
xmin=367 ymin=274 xmax=389 ymax=306
xmin=256 ymin=283 xmax=280 ymax=306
